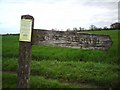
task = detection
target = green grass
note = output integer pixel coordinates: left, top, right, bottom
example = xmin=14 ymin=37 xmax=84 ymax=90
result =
xmin=3 ymin=58 xmax=120 ymax=87
xmin=2 ymin=30 xmax=119 ymax=64
xmin=2 ymin=30 xmax=120 ymax=88
xmin=2 ymin=73 xmax=76 ymax=88
xmin=2 ymin=35 xmax=19 ymax=58
xmin=80 ymin=30 xmax=119 ymax=64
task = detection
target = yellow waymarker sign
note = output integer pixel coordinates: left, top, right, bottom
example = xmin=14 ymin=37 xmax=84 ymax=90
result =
xmin=19 ymin=19 xmax=32 ymax=42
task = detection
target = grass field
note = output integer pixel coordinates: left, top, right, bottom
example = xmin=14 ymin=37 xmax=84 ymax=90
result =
xmin=2 ymin=30 xmax=120 ymax=88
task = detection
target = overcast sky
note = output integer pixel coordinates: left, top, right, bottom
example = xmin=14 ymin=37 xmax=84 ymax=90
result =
xmin=0 ymin=0 xmax=119 ymax=34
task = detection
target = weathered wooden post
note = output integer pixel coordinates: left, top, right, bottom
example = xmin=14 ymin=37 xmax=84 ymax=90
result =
xmin=17 ymin=15 xmax=34 ymax=88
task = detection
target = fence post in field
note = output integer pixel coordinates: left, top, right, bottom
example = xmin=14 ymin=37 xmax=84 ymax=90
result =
xmin=17 ymin=15 xmax=34 ymax=88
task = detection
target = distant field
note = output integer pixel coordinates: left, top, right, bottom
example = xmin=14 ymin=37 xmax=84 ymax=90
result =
xmin=2 ymin=30 xmax=119 ymax=63
xmin=2 ymin=30 xmax=120 ymax=88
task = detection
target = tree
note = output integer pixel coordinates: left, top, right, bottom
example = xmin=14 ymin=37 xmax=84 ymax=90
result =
xmin=103 ymin=26 xmax=108 ymax=30
xmin=89 ymin=25 xmax=97 ymax=30
xmin=73 ymin=27 xmax=78 ymax=31
xmin=79 ymin=27 xmax=82 ymax=31
xmin=66 ymin=28 xmax=71 ymax=31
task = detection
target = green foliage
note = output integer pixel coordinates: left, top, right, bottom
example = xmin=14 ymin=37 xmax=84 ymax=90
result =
xmin=2 ymin=73 xmax=17 ymax=88
xmin=2 ymin=58 xmax=18 ymax=71
xmin=2 ymin=73 xmax=76 ymax=88
xmin=2 ymin=35 xmax=19 ymax=58
xmin=30 ymin=75 xmax=74 ymax=88
xmin=2 ymin=58 xmax=119 ymax=87
xmin=32 ymin=46 xmax=104 ymax=63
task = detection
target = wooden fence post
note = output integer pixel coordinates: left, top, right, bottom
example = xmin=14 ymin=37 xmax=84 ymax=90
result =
xmin=17 ymin=15 xmax=34 ymax=88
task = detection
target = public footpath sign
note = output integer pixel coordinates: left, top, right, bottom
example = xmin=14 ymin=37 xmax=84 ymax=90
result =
xmin=17 ymin=15 xmax=34 ymax=88
xmin=19 ymin=19 xmax=32 ymax=42
xmin=17 ymin=15 xmax=112 ymax=88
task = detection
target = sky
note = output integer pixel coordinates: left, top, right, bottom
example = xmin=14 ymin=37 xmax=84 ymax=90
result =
xmin=0 ymin=0 xmax=119 ymax=34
